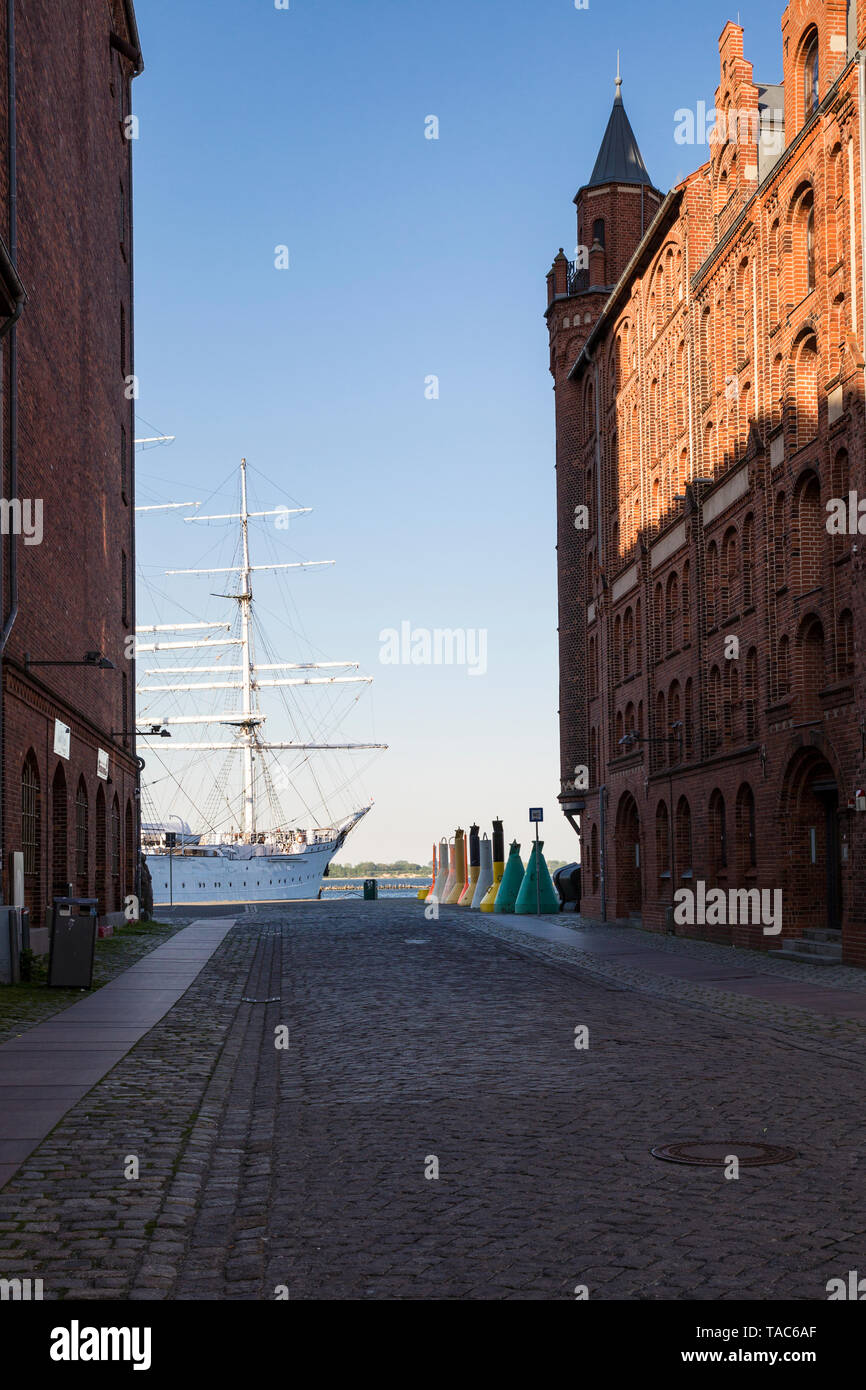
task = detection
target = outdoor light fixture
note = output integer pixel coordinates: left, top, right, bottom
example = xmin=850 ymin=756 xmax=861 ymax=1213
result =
xmin=25 ymin=650 xmax=116 ymax=671
xmin=111 ymin=726 xmax=171 ymax=738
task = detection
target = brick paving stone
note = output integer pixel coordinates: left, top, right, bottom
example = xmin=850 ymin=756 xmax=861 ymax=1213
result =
xmin=0 ymin=900 xmax=863 ymax=1299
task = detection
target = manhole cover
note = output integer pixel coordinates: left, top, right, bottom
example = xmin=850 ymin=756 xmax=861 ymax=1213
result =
xmin=651 ymin=1141 xmax=797 ymax=1167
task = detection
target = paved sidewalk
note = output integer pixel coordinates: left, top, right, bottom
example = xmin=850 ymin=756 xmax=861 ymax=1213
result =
xmin=457 ymin=911 xmax=866 ymax=1042
xmin=0 ymin=919 xmax=235 ymax=1190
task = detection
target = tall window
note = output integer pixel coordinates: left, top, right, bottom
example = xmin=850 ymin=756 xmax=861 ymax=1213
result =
xmin=22 ymin=752 xmax=40 ymax=879
xmin=592 ymin=218 xmax=605 ymax=248
xmin=111 ymin=796 xmax=121 ymax=911
xmin=76 ymin=779 xmax=89 ymax=895
xmin=736 ymin=784 xmax=758 ymax=871
xmin=121 ymin=424 xmax=128 ymax=503
xmin=742 ymin=514 xmax=755 ymax=608
xmin=745 ymin=648 xmax=758 ymax=741
xmin=804 ymin=34 xmax=819 ymax=118
xmin=655 ymin=801 xmax=671 ymax=883
xmin=676 ymin=797 xmax=693 ymax=875
xmin=709 ymin=790 xmax=728 ymax=877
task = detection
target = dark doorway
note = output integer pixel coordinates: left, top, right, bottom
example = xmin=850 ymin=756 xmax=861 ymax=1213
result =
xmin=615 ymin=792 xmax=642 ymax=917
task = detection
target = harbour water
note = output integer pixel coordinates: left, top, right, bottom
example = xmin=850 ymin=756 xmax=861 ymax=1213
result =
xmin=321 ymin=876 xmax=429 ymax=899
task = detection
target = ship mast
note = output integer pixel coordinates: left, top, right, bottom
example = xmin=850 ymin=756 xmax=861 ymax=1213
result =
xmin=239 ymin=458 xmax=256 ymax=839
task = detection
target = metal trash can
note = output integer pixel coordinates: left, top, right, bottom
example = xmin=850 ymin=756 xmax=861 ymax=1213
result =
xmin=363 ymin=879 xmax=378 ymax=901
xmin=48 ymin=897 xmax=99 ymax=989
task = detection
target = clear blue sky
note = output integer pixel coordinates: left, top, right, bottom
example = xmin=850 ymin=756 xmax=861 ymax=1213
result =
xmin=132 ymin=0 xmax=784 ymax=864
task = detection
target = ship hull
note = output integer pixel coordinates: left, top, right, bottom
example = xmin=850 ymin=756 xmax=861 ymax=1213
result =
xmin=147 ymin=842 xmax=338 ymax=906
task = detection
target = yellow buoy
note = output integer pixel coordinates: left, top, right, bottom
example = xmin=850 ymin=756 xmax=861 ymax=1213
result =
xmin=479 ymin=818 xmax=505 ymax=913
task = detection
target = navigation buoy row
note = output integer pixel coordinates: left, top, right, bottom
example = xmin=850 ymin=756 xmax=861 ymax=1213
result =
xmin=418 ymin=818 xmax=559 ymax=915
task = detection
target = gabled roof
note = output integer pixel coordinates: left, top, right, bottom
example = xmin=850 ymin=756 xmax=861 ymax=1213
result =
xmin=586 ymin=74 xmax=653 ymax=189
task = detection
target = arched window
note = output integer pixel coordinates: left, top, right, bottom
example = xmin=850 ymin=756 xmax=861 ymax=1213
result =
xmin=774 ymin=492 xmax=787 ymax=588
xmin=768 ymin=220 xmax=780 ymax=325
xmin=709 ymin=789 xmax=728 ymax=878
xmin=684 ymin=678 xmax=694 ymax=759
xmin=793 ymin=471 xmax=822 ymax=592
xmin=736 ymin=783 xmax=757 ymax=872
xmin=625 ymin=702 xmax=636 ymax=735
xmin=708 ymin=666 xmax=722 ymax=749
xmin=792 ymin=331 xmax=819 ymax=447
xmin=111 ymin=795 xmax=121 ymax=912
xmin=592 ymin=218 xmax=605 ymax=248
xmin=803 ymin=31 xmax=819 ymax=119
xmin=838 ymin=609 xmax=854 ymax=678
xmin=669 ymin=681 xmax=682 ymax=761
xmin=51 ymin=764 xmax=68 ymax=899
xmin=682 ymin=562 xmax=691 ymax=645
xmin=655 ymin=801 xmax=671 ymax=883
xmin=591 ymin=823 xmax=599 ymax=894
xmin=745 ymin=647 xmax=758 ymax=740
xmin=706 ymin=542 xmax=720 ymax=627
xmin=798 ymin=614 xmax=826 ymax=712
xmin=721 ymin=528 xmax=738 ymax=622
xmin=666 ymin=573 xmax=679 ymax=653
xmin=623 ymin=607 xmax=634 ymax=677
xmin=742 ymin=514 xmax=755 ymax=608
xmin=701 ymin=307 xmax=713 ymax=405
xmin=654 ymin=581 xmax=664 ymax=657
xmin=635 ymin=599 xmax=642 ymax=672
xmin=655 ymin=690 xmax=667 ymax=768
xmin=613 ymin=613 xmax=622 ymax=684
xmin=590 ymin=727 xmax=598 ymax=788
xmin=95 ymin=784 xmax=107 ymax=914
xmin=778 ymin=634 xmax=791 ymax=697
xmin=676 ymin=797 xmax=692 ymax=875
xmin=125 ymin=801 xmax=135 ymax=905
xmin=724 ymin=660 xmax=740 ymax=744
xmin=830 ymin=449 xmax=850 ymax=557
xmin=76 ymin=778 xmax=89 ymax=897
xmin=615 ymin=709 xmax=624 ymax=748
xmin=21 ymin=751 xmax=41 ymax=917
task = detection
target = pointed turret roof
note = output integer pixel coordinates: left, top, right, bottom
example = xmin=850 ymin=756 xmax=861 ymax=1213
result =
xmin=586 ymin=61 xmax=653 ymax=189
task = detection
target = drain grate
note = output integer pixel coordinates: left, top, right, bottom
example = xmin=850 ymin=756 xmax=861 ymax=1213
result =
xmin=651 ymin=1141 xmax=797 ymax=1167
xmin=240 ymin=996 xmax=281 ymax=1003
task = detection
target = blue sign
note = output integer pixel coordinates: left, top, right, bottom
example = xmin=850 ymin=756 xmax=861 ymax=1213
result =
xmin=529 ymin=808 xmax=543 ymax=823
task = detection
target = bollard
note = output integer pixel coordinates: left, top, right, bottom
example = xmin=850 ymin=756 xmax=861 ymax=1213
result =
xmin=480 ymin=818 xmax=505 ymax=912
xmin=459 ymin=824 xmax=480 ymax=906
xmin=432 ymin=838 xmax=450 ymax=902
xmin=471 ymin=833 xmax=493 ymax=909
xmin=515 ymin=840 xmax=560 ymax=914
xmin=440 ymin=838 xmax=457 ymax=903
xmin=445 ymin=828 xmax=466 ymax=905
xmin=493 ymin=841 xmax=524 ymax=914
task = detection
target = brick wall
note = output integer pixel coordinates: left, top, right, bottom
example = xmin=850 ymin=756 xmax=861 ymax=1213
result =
xmin=0 ymin=1 xmax=141 ymax=923
xmin=548 ymin=8 xmax=866 ymax=965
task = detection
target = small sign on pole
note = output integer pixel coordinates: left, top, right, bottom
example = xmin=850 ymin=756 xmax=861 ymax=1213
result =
xmin=529 ymin=809 xmax=544 ymax=915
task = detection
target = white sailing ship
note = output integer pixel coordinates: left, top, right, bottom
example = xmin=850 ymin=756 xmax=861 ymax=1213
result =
xmin=136 ymin=457 xmax=386 ymax=906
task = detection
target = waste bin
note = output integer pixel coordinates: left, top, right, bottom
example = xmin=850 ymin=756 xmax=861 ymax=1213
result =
xmin=363 ymin=879 xmax=378 ymax=901
xmin=48 ymin=898 xmax=99 ymax=989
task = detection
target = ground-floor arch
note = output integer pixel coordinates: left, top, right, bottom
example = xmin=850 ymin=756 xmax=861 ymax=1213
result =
xmin=614 ymin=790 xmax=642 ymax=919
xmin=779 ymin=746 xmax=843 ymax=935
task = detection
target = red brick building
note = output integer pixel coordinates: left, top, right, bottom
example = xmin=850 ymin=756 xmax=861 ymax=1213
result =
xmin=547 ymin=2 xmax=866 ymax=965
xmin=0 ymin=1 xmax=143 ymax=934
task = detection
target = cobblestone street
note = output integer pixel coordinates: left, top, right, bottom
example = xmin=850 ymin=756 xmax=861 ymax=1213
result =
xmin=0 ymin=900 xmax=864 ymax=1301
